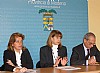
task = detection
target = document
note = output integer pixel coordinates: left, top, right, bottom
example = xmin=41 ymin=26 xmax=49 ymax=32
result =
xmin=18 ymin=69 xmax=37 ymax=73
xmin=24 ymin=69 xmax=37 ymax=73
xmin=56 ymin=66 xmax=81 ymax=70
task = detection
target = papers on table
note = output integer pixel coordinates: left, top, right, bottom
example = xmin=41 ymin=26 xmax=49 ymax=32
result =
xmin=14 ymin=69 xmax=37 ymax=73
xmin=56 ymin=66 xmax=81 ymax=70
xmin=24 ymin=69 xmax=37 ymax=73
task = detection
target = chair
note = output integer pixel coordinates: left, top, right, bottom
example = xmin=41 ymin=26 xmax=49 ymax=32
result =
xmin=36 ymin=61 xmax=41 ymax=68
xmin=0 ymin=64 xmax=4 ymax=71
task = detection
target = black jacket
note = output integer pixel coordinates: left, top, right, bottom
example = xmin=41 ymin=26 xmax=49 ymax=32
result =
xmin=3 ymin=49 xmax=33 ymax=71
xmin=70 ymin=43 xmax=100 ymax=65
xmin=40 ymin=45 xmax=67 ymax=68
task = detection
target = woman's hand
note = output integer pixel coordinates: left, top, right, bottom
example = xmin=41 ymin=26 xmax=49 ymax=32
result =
xmin=6 ymin=59 xmax=15 ymax=67
xmin=53 ymin=56 xmax=61 ymax=67
xmin=14 ymin=67 xmax=27 ymax=72
xmin=20 ymin=67 xmax=27 ymax=72
xmin=61 ymin=57 xmax=68 ymax=66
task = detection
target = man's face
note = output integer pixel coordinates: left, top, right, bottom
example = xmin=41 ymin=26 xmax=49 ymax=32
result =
xmin=84 ymin=36 xmax=96 ymax=49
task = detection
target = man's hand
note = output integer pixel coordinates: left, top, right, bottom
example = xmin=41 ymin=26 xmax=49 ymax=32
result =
xmin=88 ymin=56 xmax=97 ymax=65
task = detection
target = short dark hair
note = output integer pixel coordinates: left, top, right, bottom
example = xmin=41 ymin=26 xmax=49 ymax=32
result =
xmin=83 ymin=32 xmax=96 ymax=40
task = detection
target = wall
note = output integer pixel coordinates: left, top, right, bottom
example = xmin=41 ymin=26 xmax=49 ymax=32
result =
xmin=0 ymin=0 xmax=88 ymax=67
xmin=88 ymin=0 xmax=100 ymax=50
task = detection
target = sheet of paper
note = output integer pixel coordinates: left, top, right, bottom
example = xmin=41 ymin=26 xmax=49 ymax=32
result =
xmin=56 ymin=66 xmax=81 ymax=70
xmin=24 ymin=69 xmax=37 ymax=73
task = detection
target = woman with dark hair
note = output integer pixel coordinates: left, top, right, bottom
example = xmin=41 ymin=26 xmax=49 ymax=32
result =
xmin=40 ymin=30 xmax=68 ymax=68
xmin=3 ymin=32 xmax=33 ymax=72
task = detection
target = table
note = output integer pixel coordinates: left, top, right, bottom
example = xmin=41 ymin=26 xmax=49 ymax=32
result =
xmin=36 ymin=65 xmax=100 ymax=73
xmin=0 ymin=65 xmax=100 ymax=73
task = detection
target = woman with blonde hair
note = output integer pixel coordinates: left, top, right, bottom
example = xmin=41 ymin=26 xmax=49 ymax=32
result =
xmin=3 ymin=32 xmax=33 ymax=72
xmin=40 ymin=30 xmax=68 ymax=68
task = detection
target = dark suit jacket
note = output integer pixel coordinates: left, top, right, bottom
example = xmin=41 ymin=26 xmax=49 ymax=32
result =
xmin=3 ymin=49 xmax=33 ymax=71
xmin=40 ymin=45 xmax=67 ymax=68
xmin=70 ymin=43 xmax=100 ymax=65
xmin=0 ymin=65 xmax=4 ymax=71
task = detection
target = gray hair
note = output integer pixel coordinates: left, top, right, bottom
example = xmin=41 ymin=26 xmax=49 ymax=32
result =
xmin=83 ymin=32 xmax=96 ymax=40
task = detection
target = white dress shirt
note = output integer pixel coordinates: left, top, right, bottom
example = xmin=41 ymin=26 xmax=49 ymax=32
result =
xmin=83 ymin=44 xmax=96 ymax=65
xmin=52 ymin=44 xmax=58 ymax=64
xmin=83 ymin=44 xmax=90 ymax=58
xmin=13 ymin=49 xmax=22 ymax=71
xmin=14 ymin=50 xmax=22 ymax=68
xmin=83 ymin=44 xmax=90 ymax=65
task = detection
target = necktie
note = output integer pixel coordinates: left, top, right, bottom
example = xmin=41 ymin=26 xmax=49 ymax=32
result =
xmin=85 ymin=49 xmax=90 ymax=60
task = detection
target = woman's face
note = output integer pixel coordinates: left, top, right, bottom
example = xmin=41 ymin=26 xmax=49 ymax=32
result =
xmin=51 ymin=36 xmax=61 ymax=45
xmin=12 ymin=37 xmax=23 ymax=50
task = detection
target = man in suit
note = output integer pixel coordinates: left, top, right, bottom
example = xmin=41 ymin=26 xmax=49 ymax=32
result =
xmin=70 ymin=32 xmax=100 ymax=65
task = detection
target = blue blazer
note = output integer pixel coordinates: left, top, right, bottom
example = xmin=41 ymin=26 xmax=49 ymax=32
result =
xmin=3 ymin=49 xmax=33 ymax=71
xmin=70 ymin=43 xmax=100 ymax=65
xmin=40 ymin=45 xmax=67 ymax=68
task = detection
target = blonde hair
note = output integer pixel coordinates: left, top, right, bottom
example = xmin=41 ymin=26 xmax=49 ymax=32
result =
xmin=7 ymin=32 xmax=26 ymax=51
xmin=46 ymin=30 xmax=62 ymax=48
